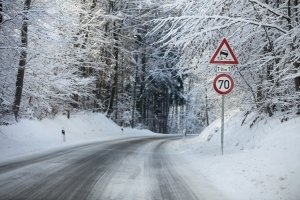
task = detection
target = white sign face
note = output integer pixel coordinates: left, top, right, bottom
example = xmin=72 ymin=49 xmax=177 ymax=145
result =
xmin=215 ymin=66 xmax=235 ymax=73
xmin=213 ymin=73 xmax=234 ymax=95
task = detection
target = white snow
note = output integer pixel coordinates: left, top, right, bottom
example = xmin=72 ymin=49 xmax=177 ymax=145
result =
xmin=170 ymin=110 xmax=300 ymax=200
xmin=1 ymin=110 xmax=299 ymax=200
xmin=0 ymin=112 xmax=156 ymax=163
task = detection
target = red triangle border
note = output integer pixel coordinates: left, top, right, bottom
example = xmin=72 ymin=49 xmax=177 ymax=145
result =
xmin=209 ymin=38 xmax=239 ymax=65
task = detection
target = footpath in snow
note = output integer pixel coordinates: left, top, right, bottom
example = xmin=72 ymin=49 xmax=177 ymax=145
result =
xmin=170 ymin=111 xmax=300 ymax=200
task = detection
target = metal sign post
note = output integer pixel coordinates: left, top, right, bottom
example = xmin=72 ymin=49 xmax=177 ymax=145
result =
xmin=210 ymin=38 xmax=238 ymax=155
xmin=213 ymin=74 xmax=234 ymax=155
xmin=221 ymin=95 xmax=225 ymax=155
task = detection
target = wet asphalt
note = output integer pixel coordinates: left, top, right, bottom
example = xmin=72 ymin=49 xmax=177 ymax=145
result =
xmin=0 ymin=136 xmax=226 ymax=200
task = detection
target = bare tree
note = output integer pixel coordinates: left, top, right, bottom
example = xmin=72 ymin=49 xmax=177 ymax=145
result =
xmin=12 ymin=0 xmax=31 ymax=121
xmin=0 ymin=0 xmax=3 ymax=24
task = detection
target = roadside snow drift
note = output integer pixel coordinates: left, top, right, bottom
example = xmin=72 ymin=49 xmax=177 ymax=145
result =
xmin=172 ymin=111 xmax=300 ymax=200
xmin=0 ymin=112 xmax=155 ymax=162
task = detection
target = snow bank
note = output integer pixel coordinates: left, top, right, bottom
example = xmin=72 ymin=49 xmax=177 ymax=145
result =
xmin=0 ymin=112 xmax=155 ymax=162
xmin=172 ymin=111 xmax=300 ymax=200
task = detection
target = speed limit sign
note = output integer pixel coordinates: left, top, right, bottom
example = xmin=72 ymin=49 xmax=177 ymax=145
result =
xmin=213 ymin=73 xmax=234 ymax=95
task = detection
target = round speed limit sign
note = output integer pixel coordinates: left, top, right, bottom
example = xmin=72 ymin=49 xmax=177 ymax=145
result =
xmin=213 ymin=73 xmax=234 ymax=95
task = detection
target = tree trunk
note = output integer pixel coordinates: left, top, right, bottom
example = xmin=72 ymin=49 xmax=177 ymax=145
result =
xmin=180 ymin=104 xmax=184 ymax=135
xmin=120 ymin=54 xmax=125 ymax=125
xmin=251 ymin=1 xmax=275 ymax=116
xmin=131 ymin=34 xmax=143 ymax=128
xmin=294 ymin=63 xmax=300 ymax=115
xmin=295 ymin=68 xmax=300 ymax=92
xmin=287 ymin=0 xmax=293 ymax=30
xmin=205 ymin=87 xmax=209 ymax=126
xmin=0 ymin=0 xmax=3 ymax=24
xmin=295 ymin=62 xmax=300 ymax=93
xmin=131 ymin=56 xmax=138 ymax=128
xmin=91 ymin=0 xmax=97 ymax=9
xmin=162 ymin=87 xmax=168 ymax=134
xmin=139 ymin=48 xmax=146 ymax=124
xmin=169 ymin=105 xmax=175 ymax=133
xmin=288 ymin=1 xmax=300 ymax=96
xmin=13 ymin=0 xmax=31 ymax=121
xmin=175 ymin=101 xmax=179 ymax=133
xmin=107 ymin=22 xmax=119 ymax=117
xmin=295 ymin=0 xmax=299 ymax=22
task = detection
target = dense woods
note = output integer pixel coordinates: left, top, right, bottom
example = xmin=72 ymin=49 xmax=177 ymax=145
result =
xmin=0 ymin=0 xmax=299 ymax=133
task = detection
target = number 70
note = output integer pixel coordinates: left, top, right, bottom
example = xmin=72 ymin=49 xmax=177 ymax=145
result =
xmin=218 ymin=80 xmax=230 ymax=89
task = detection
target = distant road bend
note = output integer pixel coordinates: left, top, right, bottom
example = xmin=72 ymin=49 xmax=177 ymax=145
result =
xmin=0 ymin=136 xmax=226 ymax=200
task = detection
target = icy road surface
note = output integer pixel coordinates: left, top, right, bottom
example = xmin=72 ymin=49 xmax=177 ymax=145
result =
xmin=0 ymin=136 xmax=226 ymax=200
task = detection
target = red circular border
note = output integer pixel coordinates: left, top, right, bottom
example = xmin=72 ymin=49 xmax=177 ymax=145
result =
xmin=213 ymin=73 xmax=234 ymax=95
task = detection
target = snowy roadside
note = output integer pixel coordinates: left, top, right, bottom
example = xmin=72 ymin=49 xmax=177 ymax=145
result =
xmin=1 ymin=110 xmax=299 ymax=200
xmin=169 ymin=111 xmax=300 ymax=200
xmin=0 ymin=112 xmax=156 ymax=163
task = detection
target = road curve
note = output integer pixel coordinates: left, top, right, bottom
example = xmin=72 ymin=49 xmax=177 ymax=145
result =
xmin=0 ymin=136 xmax=226 ymax=200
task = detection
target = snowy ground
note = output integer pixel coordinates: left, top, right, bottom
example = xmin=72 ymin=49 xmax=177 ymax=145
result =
xmin=1 ymin=111 xmax=299 ymax=200
xmin=170 ymin=111 xmax=300 ymax=200
xmin=0 ymin=112 xmax=155 ymax=163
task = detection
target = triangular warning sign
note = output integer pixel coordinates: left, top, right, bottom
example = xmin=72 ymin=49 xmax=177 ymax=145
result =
xmin=209 ymin=38 xmax=239 ymax=65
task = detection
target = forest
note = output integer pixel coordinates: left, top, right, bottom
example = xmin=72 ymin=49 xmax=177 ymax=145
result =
xmin=0 ymin=0 xmax=299 ymax=134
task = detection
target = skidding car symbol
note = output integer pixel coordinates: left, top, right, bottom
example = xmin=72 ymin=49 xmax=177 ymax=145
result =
xmin=219 ymin=49 xmax=229 ymax=60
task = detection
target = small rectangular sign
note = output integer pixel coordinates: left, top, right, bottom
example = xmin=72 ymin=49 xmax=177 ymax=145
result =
xmin=215 ymin=66 xmax=235 ymax=73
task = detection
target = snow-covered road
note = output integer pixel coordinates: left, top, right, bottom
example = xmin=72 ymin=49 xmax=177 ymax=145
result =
xmin=0 ymin=136 xmax=226 ymax=200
